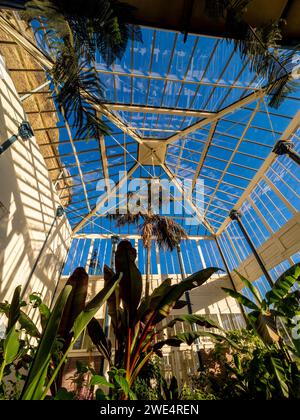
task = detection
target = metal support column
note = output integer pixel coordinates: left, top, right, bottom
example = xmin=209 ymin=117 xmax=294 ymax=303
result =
xmin=214 ymin=236 xmax=248 ymax=325
xmin=176 ymin=243 xmax=204 ymax=371
xmin=229 ymin=210 xmax=273 ymax=287
xmin=21 ymin=206 xmax=65 ymax=298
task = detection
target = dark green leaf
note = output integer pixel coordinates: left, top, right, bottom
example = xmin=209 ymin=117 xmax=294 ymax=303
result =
xmin=21 ymin=285 xmax=72 ymax=400
xmin=234 ymin=270 xmax=262 ymax=306
xmin=163 ymin=314 xmax=222 ymax=331
xmin=157 ymin=268 xmax=220 ymax=319
xmin=3 ymin=326 xmax=20 ymax=365
xmin=7 ymin=285 xmax=21 ymax=333
xmin=90 ymin=375 xmax=114 ymax=389
xmin=270 ymin=356 xmax=289 ymax=398
xmin=222 ymin=287 xmax=259 ymax=311
xmin=266 ymin=264 xmax=300 ymax=304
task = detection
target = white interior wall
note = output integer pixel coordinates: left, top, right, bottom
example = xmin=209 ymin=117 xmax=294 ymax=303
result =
xmin=0 ymin=55 xmax=71 ymax=305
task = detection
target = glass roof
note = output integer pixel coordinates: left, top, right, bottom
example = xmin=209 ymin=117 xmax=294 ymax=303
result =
xmin=40 ymin=26 xmax=300 ymax=236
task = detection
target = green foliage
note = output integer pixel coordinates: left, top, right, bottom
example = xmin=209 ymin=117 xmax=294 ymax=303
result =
xmin=0 ymin=266 xmax=120 ymax=400
xmin=22 ymin=0 xmax=142 ymax=138
xmin=180 ymin=384 xmax=218 ymax=400
xmin=21 ymin=285 xmax=72 ymax=400
xmin=225 ymin=265 xmax=300 ymax=354
xmin=85 ymin=240 xmax=219 ymax=398
xmin=206 ymin=264 xmax=300 ymax=399
xmin=199 ymin=328 xmax=300 ymax=400
xmin=204 ymin=0 xmax=300 ymax=108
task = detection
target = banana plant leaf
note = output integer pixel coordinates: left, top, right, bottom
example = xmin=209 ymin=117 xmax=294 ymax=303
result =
xmin=234 ymin=270 xmax=263 ymax=307
xmin=115 ymin=241 xmax=142 ymax=321
xmin=58 ymin=267 xmax=89 ymax=344
xmin=222 ymin=287 xmax=260 ymax=311
xmin=155 ymin=267 xmax=220 ymax=320
xmin=87 ymin=317 xmax=111 ymax=361
xmin=266 ymin=264 xmax=300 ymax=304
xmin=20 ymin=285 xmax=72 ymax=400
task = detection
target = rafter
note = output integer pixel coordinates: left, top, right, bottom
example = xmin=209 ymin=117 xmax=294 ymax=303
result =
xmin=165 ymin=90 xmax=266 ymax=144
xmin=72 ymin=162 xmax=139 ymax=234
xmin=161 ymin=163 xmax=215 ymax=234
xmin=103 ymin=103 xmax=214 ymax=118
xmin=190 ymin=122 xmax=217 ymax=193
xmin=202 ymin=100 xmax=262 ymax=221
xmin=216 ymin=109 xmax=300 ymax=235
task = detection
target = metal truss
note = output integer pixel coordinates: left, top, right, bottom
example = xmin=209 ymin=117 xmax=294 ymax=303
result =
xmin=1 ymin=13 xmax=299 ymax=240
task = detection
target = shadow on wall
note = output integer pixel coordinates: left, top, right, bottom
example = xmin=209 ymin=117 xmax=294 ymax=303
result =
xmin=0 ymin=65 xmax=71 ymax=305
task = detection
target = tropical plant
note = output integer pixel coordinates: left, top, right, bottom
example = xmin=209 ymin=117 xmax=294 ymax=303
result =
xmin=0 ymin=268 xmax=121 ymax=400
xmin=204 ymin=0 xmax=300 ymax=108
xmin=109 ymin=191 xmax=188 ymax=297
xmin=87 ymin=239 xmax=221 ymax=399
xmin=195 ymin=264 xmax=300 ymax=399
xmin=222 ymin=264 xmax=300 ymax=356
xmin=196 ymin=328 xmax=300 ymax=400
xmin=20 ymin=0 xmax=141 ymax=138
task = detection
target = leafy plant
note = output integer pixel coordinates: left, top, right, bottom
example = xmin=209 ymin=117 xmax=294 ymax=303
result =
xmin=208 ymin=264 xmax=300 ymax=399
xmin=109 ymin=205 xmax=188 ymax=297
xmin=86 ymin=239 xmax=220 ymax=399
xmin=196 ymin=328 xmax=300 ymax=400
xmin=0 ymin=267 xmax=121 ymax=400
xmin=222 ymin=264 xmax=300 ymax=354
xmin=204 ymin=0 xmax=300 ymax=108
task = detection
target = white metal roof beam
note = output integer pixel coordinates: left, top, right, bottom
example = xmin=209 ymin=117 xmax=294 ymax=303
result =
xmin=162 ymin=163 xmax=215 ymax=235
xmin=190 ymin=122 xmax=217 ymax=194
xmin=202 ymin=100 xmax=262 ymax=221
xmin=216 ymin=109 xmax=300 ymax=235
xmin=165 ymin=90 xmax=266 ymax=145
xmin=73 ymin=233 xmax=214 ymax=240
xmin=72 ymin=162 xmax=139 ymax=234
xmin=103 ymin=103 xmax=214 ymax=118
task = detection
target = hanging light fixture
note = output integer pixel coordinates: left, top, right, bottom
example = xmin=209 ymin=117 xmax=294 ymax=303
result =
xmin=0 ymin=121 xmax=34 ymax=156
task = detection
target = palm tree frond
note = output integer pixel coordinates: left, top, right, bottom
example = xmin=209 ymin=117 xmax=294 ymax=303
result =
xmin=51 ymin=45 xmax=110 ymax=137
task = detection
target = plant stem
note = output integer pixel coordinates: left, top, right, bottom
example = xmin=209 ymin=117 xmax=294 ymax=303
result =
xmin=0 ymin=360 xmax=6 ymax=384
xmin=40 ymin=341 xmax=73 ymax=400
xmin=129 ymin=351 xmax=154 ymax=387
xmin=125 ymin=328 xmax=132 ymax=381
xmin=129 ymin=312 xmax=156 ymax=377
